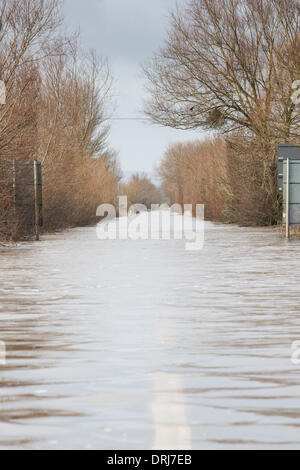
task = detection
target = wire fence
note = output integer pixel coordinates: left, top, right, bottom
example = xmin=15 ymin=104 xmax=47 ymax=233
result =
xmin=0 ymin=159 xmax=42 ymax=240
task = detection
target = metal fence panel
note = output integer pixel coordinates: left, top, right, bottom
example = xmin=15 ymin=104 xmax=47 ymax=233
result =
xmin=278 ymin=144 xmax=300 ymax=194
xmin=283 ymin=160 xmax=300 ymax=227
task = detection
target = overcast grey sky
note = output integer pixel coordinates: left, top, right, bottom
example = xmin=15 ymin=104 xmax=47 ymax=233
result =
xmin=64 ymin=0 xmax=204 ymax=174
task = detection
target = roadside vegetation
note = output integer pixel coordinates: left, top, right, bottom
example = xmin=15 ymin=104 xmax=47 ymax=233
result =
xmin=120 ymin=173 xmax=162 ymax=209
xmin=0 ymin=0 xmax=120 ymax=240
xmin=145 ymin=0 xmax=300 ymax=226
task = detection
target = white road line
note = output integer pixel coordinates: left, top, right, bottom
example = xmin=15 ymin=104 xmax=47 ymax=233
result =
xmin=151 ymin=372 xmax=192 ymax=450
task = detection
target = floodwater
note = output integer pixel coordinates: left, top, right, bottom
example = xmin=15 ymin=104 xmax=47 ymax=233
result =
xmin=0 ymin=216 xmax=300 ymax=450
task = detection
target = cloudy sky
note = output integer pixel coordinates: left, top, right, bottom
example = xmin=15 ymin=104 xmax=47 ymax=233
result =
xmin=64 ymin=0 xmax=204 ymax=174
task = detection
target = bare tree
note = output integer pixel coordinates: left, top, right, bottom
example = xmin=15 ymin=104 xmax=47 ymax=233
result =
xmin=143 ymin=0 xmax=300 ymax=145
xmin=0 ymin=0 xmax=120 ymax=239
xmin=121 ymin=173 xmax=161 ymax=208
xmin=37 ymin=40 xmax=119 ymax=230
xmin=157 ymin=138 xmax=229 ymax=220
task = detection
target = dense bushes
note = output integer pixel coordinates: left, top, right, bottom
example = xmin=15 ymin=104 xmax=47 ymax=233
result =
xmin=224 ymin=138 xmax=280 ymax=226
xmin=38 ymin=48 xmax=120 ymax=231
xmin=0 ymin=0 xmax=120 ymax=240
xmin=158 ymin=137 xmax=227 ymax=221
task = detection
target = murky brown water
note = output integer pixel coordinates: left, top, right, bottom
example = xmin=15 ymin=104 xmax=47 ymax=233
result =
xmin=1 ymin=221 xmax=300 ymax=449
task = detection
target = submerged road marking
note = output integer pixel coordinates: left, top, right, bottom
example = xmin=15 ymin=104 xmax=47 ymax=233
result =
xmin=151 ymin=372 xmax=192 ymax=450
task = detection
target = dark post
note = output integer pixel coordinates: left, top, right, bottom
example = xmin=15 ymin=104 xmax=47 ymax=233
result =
xmin=33 ymin=160 xmax=40 ymax=241
xmin=12 ymin=159 xmax=16 ymax=217
xmin=286 ymin=158 xmax=290 ymax=239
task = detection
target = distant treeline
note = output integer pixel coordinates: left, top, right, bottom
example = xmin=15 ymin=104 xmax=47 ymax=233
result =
xmin=0 ymin=0 xmax=120 ymax=240
xmin=145 ymin=0 xmax=300 ymax=226
xmin=121 ymin=173 xmax=161 ymax=209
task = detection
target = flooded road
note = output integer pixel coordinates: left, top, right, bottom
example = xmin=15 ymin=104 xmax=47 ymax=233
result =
xmin=1 ymin=220 xmax=300 ymax=450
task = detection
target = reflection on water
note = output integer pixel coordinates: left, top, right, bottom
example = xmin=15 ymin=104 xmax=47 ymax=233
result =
xmin=0 ymin=221 xmax=300 ymax=449
xmin=151 ymin=372 xmax=191 ymax=451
